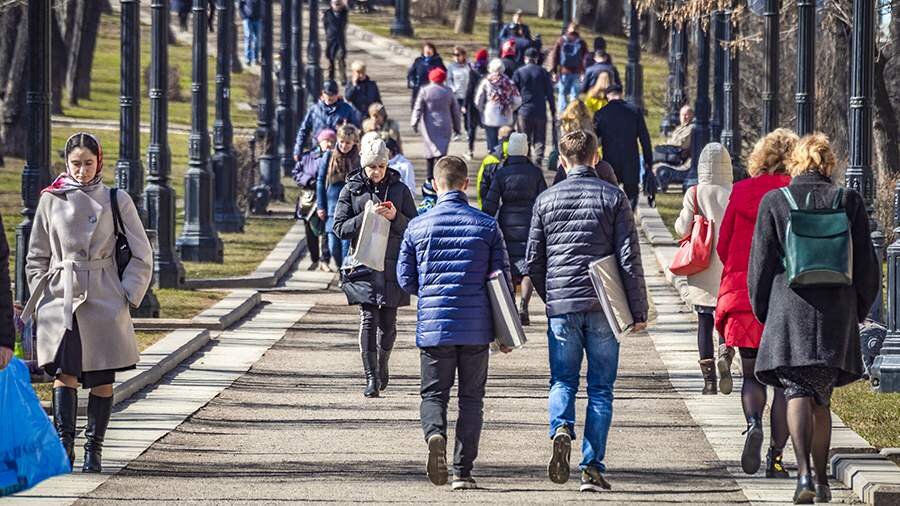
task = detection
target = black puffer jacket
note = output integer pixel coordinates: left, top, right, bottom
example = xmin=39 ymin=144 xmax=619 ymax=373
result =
xmin=0 ymin=213 xmax=15 ymax=350
xmin=526 ymin=165 xmax=647 ymax=320
xmin=482 ymin=155 xmax=547 ymax=277
xmin=332 ymin=169 xmax=418 ymax=308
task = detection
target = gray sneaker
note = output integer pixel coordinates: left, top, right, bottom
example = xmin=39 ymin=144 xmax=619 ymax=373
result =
xmin=548 ymin=426 xmax=571 ymax=484
xmin=580 ymin=465 xmax=612 ymax=492
xmin=426 ymin=434 xmax=448 ymax=486
xmin=451 ymin=475 xmax=477 ymax=490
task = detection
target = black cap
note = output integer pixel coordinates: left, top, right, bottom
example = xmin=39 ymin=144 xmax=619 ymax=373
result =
xmin=524 ymin=47 xmax=539 ymax=59
xmin=322 ymin=80 xmax=339 ymax=96
xmin=605 ymin=83 xmax=623 ymax=95
xmin=593 ymin=36 xmax=607 ymax=52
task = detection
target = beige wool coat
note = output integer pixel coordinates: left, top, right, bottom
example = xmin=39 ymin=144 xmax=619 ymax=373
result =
xmin=674 ymin=143 xmax=733 ymax=308
xmin=24 ymin=185 xmax=153 ymax=372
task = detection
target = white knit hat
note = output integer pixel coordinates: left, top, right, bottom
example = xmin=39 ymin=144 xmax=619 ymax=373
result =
xmin=360 ymin=131 xmax=389 ymax=168
xmin=507 ymin=132 xmax=528 ymax=157
xmin=488 ymin=58 xmax=505 ymax=75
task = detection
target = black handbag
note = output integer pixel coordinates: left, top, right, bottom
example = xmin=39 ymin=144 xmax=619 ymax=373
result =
xmin=110 ymin=189 xmax=133 ymax=279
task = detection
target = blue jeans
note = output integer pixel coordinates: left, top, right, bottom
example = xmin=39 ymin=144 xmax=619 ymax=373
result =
xmin=547 ymin=311 xmax=620 ymax=472
xmin=243 ymin=19 xmax=261 ymax=64
xmin=555 ymin=73 xmax=580 ymax=115
xmin=325 ymin=216 xmax=350 ymax=268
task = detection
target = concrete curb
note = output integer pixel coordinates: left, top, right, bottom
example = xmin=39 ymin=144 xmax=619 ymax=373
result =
xmin=637 ymin=198 xmax=900 ymax=505
xmin=134 ymin=290 xmax=262 ymax=331
xmin=183 ymin=220 xmax=307 ymax=289
xmin=345 ymin=23 xmax=417 ymax=62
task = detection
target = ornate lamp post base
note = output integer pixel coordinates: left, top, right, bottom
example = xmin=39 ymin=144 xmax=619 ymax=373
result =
xmin=390 ymin=0 xmax=413 ymax=37
xmin=213 ymin=150 xmax=245 ymax=232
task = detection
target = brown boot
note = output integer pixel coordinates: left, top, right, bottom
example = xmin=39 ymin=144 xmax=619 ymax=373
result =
xmin=699 ymin=359 xmax=717 ymax=395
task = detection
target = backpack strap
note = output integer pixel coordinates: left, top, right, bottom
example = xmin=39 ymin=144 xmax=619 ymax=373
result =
xmin=831 ymin=188 xmax=844 ymax=209
xmin=780 ymin=187 xmax=799 ymax=211
xmin=110 ymin=188 xmax=124 ymax=236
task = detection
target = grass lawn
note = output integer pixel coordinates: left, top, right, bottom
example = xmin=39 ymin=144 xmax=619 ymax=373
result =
xmin=832 ymin=381 xmax=900 ymax=450
xmin=654 ymin=191 xmax=683 ymax=237
xmin=156 ymin=288 xmax=227 ymax=319
xmin=179 ymin=217 xmax=295 ymax=279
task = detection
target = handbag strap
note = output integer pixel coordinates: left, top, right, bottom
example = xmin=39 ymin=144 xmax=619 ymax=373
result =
xmin=692 ymin=186 xmax=704 ymax=218
xmin=110 ymin=188 xmax=124 ymax=236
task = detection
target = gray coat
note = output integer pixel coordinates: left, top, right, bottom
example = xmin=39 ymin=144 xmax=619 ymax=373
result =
xmin=748 ymin=172 xmax=880 ymax=388
xmin=410 ymin=83 xmax=461 ymax=159
xmin=24 ymin=186 xmax=154 ymax=372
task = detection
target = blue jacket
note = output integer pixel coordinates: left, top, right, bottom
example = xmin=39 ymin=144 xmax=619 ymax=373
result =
xmin=398 ymin=190 xmax=511 ymax=348
xmin=293 ymin=98 xmax=361 ymax=155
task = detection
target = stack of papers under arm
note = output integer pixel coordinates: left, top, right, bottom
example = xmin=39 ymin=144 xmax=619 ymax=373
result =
xmin=589 ymin=255 xmax=635 ymax=339
xmin=486 ymin=270 xmax=528 ymax=349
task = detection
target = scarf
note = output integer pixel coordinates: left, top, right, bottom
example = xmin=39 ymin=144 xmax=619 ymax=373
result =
xmin=326 ymin=145 xmax=360 ymax=186
xmin=486 ymin=73 xmax=518 ymax=115
xmin=43 ymin=132 xmax=104 ymax=195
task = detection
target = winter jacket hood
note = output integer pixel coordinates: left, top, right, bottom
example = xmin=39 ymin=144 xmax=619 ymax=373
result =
xmin=697 ymin=142 xmax=734 ymax=188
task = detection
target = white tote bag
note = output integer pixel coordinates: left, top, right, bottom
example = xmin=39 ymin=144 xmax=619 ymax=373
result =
xmin=351 ymin=200 xmax=391 ymax=271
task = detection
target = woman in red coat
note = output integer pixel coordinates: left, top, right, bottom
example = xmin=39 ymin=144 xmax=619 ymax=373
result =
xmin=715 ymin=128 xmax=796 ymax=479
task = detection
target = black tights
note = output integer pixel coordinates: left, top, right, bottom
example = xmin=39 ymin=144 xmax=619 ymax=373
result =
xmin=697 ymin=312 xmax=715 ymax=360
xmin=740 ymin=357 xmax=789 ymax=450
xmin=358 ymin=304 xmax=398 ymax=353
xmin=787 ymin=397 xmax=832 ymax=483
xmin=426 ymin=158 xmax=438 ymax=182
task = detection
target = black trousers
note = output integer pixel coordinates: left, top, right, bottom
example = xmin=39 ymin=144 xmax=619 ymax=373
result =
xmin=420 ymin=344 xmax=490 ymax=477
xmin=358 ymin=304 xmax=398 ymax=353
xmin=516 ymin=114 xmax=547 ymax=163
xmin=623 ymin=183 xmax=639 ymax=210
xmin=426 ymin=157 xmax=439 ymax=182
xmin=303 ymin=219 xmax=330 ymax=264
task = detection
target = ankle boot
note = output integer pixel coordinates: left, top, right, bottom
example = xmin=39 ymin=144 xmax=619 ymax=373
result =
xmin=766 ymin=447 xmax=790 ymax=478
xmin=716 ymin=344 xmax=735 ymax=395
xmin=52 ymin=386 xmax=77 ymax=469
xmin=378 ymin=347 xmax=392 ymax=392
xmin=698 ymin=359 xmax=717 ymax=395
xmin=741 ymin=414 xmax=764 ymax=475
xmin=82 ymin=394 xmax=113 ymax=473
xmin=518 ymin=300 xmax=530 ymax=326
xmin=361 ymin=352 xmax=379 ymax=398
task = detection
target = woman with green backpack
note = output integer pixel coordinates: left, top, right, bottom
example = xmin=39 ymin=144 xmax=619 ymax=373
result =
xmin=748 ymin=133 xmax=880 ymax=504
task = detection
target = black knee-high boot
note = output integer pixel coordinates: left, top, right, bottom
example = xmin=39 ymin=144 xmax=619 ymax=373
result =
xmin=378 ymin=347 xmax=392 ymax=392
xmin=361 ymin=352 xmax=379 ymax=398
xmin=52 ymin=386 xmax=77 ymax=469
xmin=82 ymin=394 xmax=113 ymax=473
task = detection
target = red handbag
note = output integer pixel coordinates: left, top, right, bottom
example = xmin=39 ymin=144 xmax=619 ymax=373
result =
xmin=669 ymin=187 xmax=714 ymax=276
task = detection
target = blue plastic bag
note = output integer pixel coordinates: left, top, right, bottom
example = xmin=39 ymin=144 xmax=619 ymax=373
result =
xmin=0 ymin=358 xmax=70 ymax=497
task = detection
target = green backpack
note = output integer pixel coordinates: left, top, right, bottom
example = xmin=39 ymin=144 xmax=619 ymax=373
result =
xmin=780 ymin=187 xmax=852 ymax=288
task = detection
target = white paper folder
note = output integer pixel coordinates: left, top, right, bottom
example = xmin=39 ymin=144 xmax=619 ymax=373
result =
xmin=486 ymin=270 xmax=527 ymax=349
xmin=589 ymin=255 xmax=635 ymax=339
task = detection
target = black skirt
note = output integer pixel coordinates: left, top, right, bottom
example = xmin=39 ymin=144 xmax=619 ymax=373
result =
xmin=43 ymin=315 xmax=135 ymax=389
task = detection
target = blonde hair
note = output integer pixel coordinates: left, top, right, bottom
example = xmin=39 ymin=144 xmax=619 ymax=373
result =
xmin=559 ymin=100 xmax=593 ymax=134
xmin=747 ymin=128 xmax=799 ymax=177
xmin=787 ymin=132 xmax=836 ymax=178
xmin=351 ymin=61 xmax=366 ymax=72
xmin=586 ymin=71 xmax=611 ymax=100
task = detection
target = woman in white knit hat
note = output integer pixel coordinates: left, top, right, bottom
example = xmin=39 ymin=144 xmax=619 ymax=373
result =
xmin=333 ymin=132 xmax=418 ymax=398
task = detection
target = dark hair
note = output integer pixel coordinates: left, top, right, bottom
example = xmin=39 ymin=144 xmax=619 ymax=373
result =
xmin=434 ymin=156 xmax=468 ymax=190
xmin=423 ymin=41 xmax=437 ymax=53
xmin=559 ymin=130 xmax=598 ymax=165
xmin=65 ymin=132 xmax=101 ymax=159
xmin=385 ymin=137 xmax=401 ymax=157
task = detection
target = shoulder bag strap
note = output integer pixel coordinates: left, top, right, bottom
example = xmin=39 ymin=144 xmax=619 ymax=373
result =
xmin=110 ymin=188 xmax=124 ymax=235
xmin=692 ymin=186 xmax=704 ymax=218
xmin=780 ymin=187 xmax=799 ymax=211
xmin=831 ymin=188 xmax=844 ymax=209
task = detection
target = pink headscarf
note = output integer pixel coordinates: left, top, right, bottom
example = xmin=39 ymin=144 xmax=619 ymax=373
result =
xmin=43 ymin=132 xmax=104 ymax=195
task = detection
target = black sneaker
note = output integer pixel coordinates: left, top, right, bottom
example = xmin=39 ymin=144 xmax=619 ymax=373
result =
xmin=580 ymin=465 xmax=612 ymax=492
xmin=451 ymin=475 xmax=477 ymax=490
xmin=426 ymin=434 xmax=448 ymax=486
xmin=765 ymin=447 xmax=790 ymax=479
xmin=548 ymin=427 xmax=571 ymax=484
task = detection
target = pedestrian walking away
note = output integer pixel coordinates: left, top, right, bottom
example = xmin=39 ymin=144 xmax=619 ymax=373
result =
xmin=582 ymin=70 xmax=611 ymax=116
xmin=411 ymin=67 xmax=461 ymax=182
xmin=345 ymin=61 xmax=382 ymax=120
xmin=582 ymin=49 xmax=622 ymax=93
xmin=526 ymin=130 xmax=648 ymax=493
xmin=316 ymin=124 xmax=360 ymax=270
xmin=463 ymin=49 xmax=489 ymax=160
xmin=481 ymin=132 xmax=547 ymax=326
xmin=293 ymin=129 xmax=337 ymax=272
xmin=294 ymin=80 xmax=362 ymax=154
xmin=500 ymin=39 xmax=519 ymax=78
xmin=362 ymin=102 xmax=402 ymax=153
xmin=0 ymin=214 xmax=19 ymax=372
xmin=385 ymin=137 xmax=416 ymax=194
xmin=593 ymin=84 xmax=653 ymax=210
xmin=407 ymin=42 xmax=446 ymax=109
xmin=476 ymin=125 xmax=513 ymax=208
xmin=324 ymin=0 xmax=350 ymax=85
xmin=237 ymin=0 xmax=262 ymax=65
xmin=673 ymin=143 xmax=732 ymax=396
xmin=716 ymin=128 xmax=797 ymax=478
xmin=748 ymin=133 xmax=880 ymax=505
xmin=332 ymin=133 xmax=417 ymax=398
xmin=397 ymin=155 xmax=512 ymax=490
xmin=475 ymin=59 xmax=522 ymax=153
xmin=21 ymin=132 xmax=153 ymax=473
xmin=446 ymin=47 xmax=471 ymax=132
xmin=548 ymin=23 xmax=589 ymax=115
xmin=172 ymin=0 xmax=192 ymax=31
xmin=513 ymin=47 xmax=556 ymax=167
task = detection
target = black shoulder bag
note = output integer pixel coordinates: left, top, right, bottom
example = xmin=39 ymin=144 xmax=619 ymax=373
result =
xmin=110 ymin=189 xmax=133 ymax=279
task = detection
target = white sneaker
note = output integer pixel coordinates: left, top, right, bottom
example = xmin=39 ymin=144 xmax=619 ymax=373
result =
xmin=451 ymin=476 xmax=477 ymax=490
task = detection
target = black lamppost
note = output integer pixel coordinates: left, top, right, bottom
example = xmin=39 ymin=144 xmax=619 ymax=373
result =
xmin=624 ymin=0 xmax=643 ymax=112
xmin=561 ymin=0 xmax=572 ymax=33
xmin=661 ymin=18 xmax=680 ymax=135
xmin=118 ymin=0 xmax=160 ymax=317
xmin=685 ymin=20 xmax=710 ymax=190
xmin=16 ymin=0 xmax=52 ymax=307
xmin=489 ymin=0 xmax=503 ymax=57
xmin=306 ymin=0 xmax=323 ymax=105
xmin=391 ymin=0 xmax=414 ymax=37
xmin=795 ymin=0 xmax=816 ymax=135
xmin=710 ymin=10 xmax=725 ymax=142
xmin=277 ymin=0 xmax=294 ymax=178
xmin=258 ymin=0 xmax=282 ymax=201
xmin=147 ymin=0 xmax=184 ymax=287
xmin=292 ymin=0 xmax=305 ymax=123
xmin=213 ymin=0 xmax=243 ymax=233
xmin=762 ymin=0 xmax=780 ymax=133
xmin=720 ymin=9 xmax=741 ymax=177
xmin=177 ymin=0 xmax=224 ymax=262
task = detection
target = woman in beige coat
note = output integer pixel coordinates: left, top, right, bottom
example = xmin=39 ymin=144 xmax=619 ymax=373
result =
xmin=22 ymin=133 xmax=153 ymax=473
xmin=674 ymin=142 xmax=733 ymax=395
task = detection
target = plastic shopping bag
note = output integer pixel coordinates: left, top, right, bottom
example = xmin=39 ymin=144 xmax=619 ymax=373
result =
xmin=351 ymin=200 xmax=391 ymax=271
xmin=0 ymin=358 xmax=70 ymax=497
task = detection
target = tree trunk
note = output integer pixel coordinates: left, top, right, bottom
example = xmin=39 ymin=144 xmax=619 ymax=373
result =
xmin=874 ymin=50 xmax=900 ymax=178
xmin=646 ymin=10 xmax=667 ymax=56
xmin=0 ymin=4 xmax=30 ymax=160
xmin=0 ymin=6 xmax=24 ymax=99
xmin=817 ymin=8 xmax=850 ymax=164
xmin=51 ymin=6 xmax=67 ymax=115
xmin=232 ymin=17 xmax=243 ymax=73
xmin=454 ymin=0 xmax=477 ymax=34
xmin=594 ymin=0 xmax=623 ymax=36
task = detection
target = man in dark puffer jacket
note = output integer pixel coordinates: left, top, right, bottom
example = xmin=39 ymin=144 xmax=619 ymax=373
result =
xmin=526 ymin=130 xmax=647 ymax=492
xmin=397 ymin=156 xmax=511 ymax=490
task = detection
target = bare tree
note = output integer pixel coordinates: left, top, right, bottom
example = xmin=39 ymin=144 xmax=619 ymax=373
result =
xmin=454 ymin=0 xmax=477 ymax=34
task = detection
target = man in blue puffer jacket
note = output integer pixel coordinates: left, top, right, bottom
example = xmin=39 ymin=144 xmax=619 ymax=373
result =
xmin=293 ymin=80 xmax=361 ymax=155
xmin=397 ymin=155 xmax=511 ymax=491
